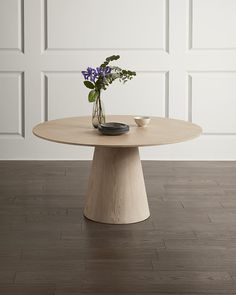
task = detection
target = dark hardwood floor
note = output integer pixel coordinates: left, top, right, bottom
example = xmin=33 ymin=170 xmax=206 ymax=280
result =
xmin=1 ymin=161 xmax=236 ymax=294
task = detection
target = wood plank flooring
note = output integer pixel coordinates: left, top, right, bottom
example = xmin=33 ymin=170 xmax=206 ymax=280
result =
xmin=1 ymin=161 xmax=236 ymax=294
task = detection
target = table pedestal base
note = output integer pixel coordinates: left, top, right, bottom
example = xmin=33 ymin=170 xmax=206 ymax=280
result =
xmin=84 ymin=147 xmax=150 ymax=224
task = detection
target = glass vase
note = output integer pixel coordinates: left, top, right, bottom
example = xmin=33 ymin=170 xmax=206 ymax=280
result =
xmin=92 ymin=98 xmax=105 ymax=128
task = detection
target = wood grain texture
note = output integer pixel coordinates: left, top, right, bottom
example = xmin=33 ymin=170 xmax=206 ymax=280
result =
xmin=33 ymin=115 xmax=202 ymax=147
xmin=33 ymin=116 xmax=201 ymax=224
xmin=1 ymin=161 xmax=236 ymax=294
xmin=84 ymin=147 xmax=150 ymax=224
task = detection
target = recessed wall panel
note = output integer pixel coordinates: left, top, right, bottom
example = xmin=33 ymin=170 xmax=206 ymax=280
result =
xmin=191 ymin=0 xmax=236 ymax=49
xmin=44 ymin=72 xmax=167 ymax=121
xmin=0 ymin=72 xmax=24 ymax=136
xmin=0 ymin=0 xmax=23 ymax=51
xmin=46 ymin=0 xmax=166 ymax=50
xmin=190 ymin=73 xmax=236 ymax=134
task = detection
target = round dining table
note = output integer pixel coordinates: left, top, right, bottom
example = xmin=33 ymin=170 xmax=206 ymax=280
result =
xmin=33 ymin=115 xmax=202 ymax=224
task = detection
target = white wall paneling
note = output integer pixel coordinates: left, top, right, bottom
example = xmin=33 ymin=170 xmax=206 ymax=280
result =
xmin=1 ymin=0 xmax=236 ymax=159
xmin=189 ymin=0 xmax=236 ymax=50
xmin=0 ymin=71 xmax=24 ymax=138
xmin=188 ymin=72 xmax=236 ymax=135
xmin=0 ymin=0 xmax=24 ymax=52
xmin=42 ymin=71 xmax=169 ymax=121
xmin=43 ymin=0 xmax=169 ymax=52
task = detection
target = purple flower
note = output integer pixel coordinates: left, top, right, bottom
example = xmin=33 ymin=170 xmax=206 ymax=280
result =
xmin=82 ymin=66 xmax=112 ymax=82
xmin=96 ymin=67 xmax=104 ymax=76
xmin=96 ymin=66 xmax=111 ymax=77
xmin=82 ymin=67 xmax=98 ymax=82
xmin=104 ymin=66 xmax=112 ymax=74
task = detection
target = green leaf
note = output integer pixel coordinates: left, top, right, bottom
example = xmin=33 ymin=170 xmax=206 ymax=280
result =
xmin=100 ymin=61 xmax=108 ymax=68
xmin=106 ymin=55 xmax=120 ymax=62
xmin=84 ymin=81 xmax=95 ymax=89
xmin=88 ymin=90 xmax=99 ymax=102
xmin=101 ymin=55 xmax=120 ymax=68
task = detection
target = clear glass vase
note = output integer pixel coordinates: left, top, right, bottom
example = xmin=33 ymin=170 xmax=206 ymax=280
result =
xmin=92 ymin=97 xmax=105 ymax=128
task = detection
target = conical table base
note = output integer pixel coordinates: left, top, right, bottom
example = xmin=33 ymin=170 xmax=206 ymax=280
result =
xmin=84 ymin=147 xmax=150 ymax=224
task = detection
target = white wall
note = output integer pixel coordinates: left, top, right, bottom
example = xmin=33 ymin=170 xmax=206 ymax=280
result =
xmin=0 ymin=0 xmax=236 ymax=160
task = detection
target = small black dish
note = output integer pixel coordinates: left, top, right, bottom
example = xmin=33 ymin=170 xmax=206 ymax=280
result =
xmin=98 ymin=122 xmax=129 ymax=136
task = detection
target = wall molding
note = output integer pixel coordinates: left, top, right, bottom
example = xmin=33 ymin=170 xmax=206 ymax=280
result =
xmin=41 ymin=70 xmax=169 ymax=122
xmin=41 ymin=73 xmax=48 ymax=121
xmin=188 ymin=0 xmax=236 ymax=51
xmin=0 ymin=71 xmax=25 ymax=138
xmin=41 ymin=0 xmax=169 ymax=53
xmin=0 ymin=0 xmax=24 ymax=54
xmin=188 ymin=71 xmax=236 ymax=135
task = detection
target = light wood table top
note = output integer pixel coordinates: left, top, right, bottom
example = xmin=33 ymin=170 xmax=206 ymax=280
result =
xmin=33 ymin=115 xmax=202 ymax=224
xmin=33 ymin=115 xmax=202 ymax=148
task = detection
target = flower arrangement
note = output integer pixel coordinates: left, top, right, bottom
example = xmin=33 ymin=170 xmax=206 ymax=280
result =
xmin=82 ymin=55 xmax=136 ymax=127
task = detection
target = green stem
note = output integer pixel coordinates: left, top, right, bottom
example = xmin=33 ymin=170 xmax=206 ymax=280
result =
xmin=97 ymin=90 xmax=102 ymax=123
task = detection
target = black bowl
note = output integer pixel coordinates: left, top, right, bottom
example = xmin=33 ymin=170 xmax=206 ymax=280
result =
xmin=98 ymin=122 xmax=129 ymax=135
